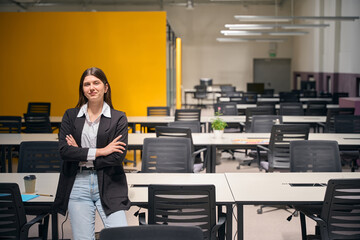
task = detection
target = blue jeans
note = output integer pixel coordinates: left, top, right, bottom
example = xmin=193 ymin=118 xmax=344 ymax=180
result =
xmin=68 ymin=170 xmax=127 ymax=240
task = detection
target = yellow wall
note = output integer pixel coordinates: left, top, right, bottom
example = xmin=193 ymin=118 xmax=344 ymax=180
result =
xmin=0 ymin=12 xmax=166 ymax=117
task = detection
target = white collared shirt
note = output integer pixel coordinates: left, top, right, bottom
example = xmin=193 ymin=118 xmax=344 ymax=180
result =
xmin=77 ymin=102 xmax=111 ymax=168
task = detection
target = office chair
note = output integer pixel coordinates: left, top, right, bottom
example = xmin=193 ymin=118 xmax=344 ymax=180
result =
xmin=18 ymin=141 xmax=62 ymax=173
xmin=0 ymin=183 xmax=50 ymax=240
xmin=99 ymin=225 xmax=204 ymax=240
xmin=290 ymin=140 xmax=342 ymax=240
xmin=300 ymin=179 xmax=360 ymax=240
xmin=332 ymin=92 xmax=348 ymax=104
xmin=0 ymin=116 xmax=22 ymax=172
xmin=220 ymin=91 xmax=242 ymax=98
xmin=334 ymin=115 xmax=360 ymax=172
xmin=139 ymin=184 xmax=226 ymax=240
xmin=260 ymin=89 xmax=274 ymax=97
xmin=242 ymin=92 xmax=258 ymax=104
xmin=320 ymin=107 xmax=354 ymax=133
xmin=305 ymin=101 xmax=328 ymax=116
xmin=220 ymin=85 xmax=235 ymax=93
xmin=279 ymin=102 xmax=304 ymax=116
xmin=168 ymin=120 xmax=201 ymax=133
xmin=245 ymin=106 xmax=276 ymax=132
xmin=141 ymin=106 xmax=170 ymax=133
xmin=155 ymin=126 xmax=207 ymax=172
xmin=237 ymin=115 xmax=283 ymax=169
xmin=175 ymin=109 xmax=201 ymax=122
xmin=141 ymin=137 xmax=194 ymax=173
xmin=27 ymin=102 xmax=51 ymax=115
xmin=23 ymin=113 xmax=53 ymax=133
xmin=279 ymin=92 xmax=300 ymax=102
xmin=194 ymin=85 xmax=208 ymax=108
xmin=302 ymin=90 xmax=317 ymax=98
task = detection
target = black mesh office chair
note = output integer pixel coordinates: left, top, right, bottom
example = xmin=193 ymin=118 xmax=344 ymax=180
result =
xmin=242 ymin=92 xmax=258 ymax=104
xmin=279 ymin=102 xmax=304 ymax=116
xmin=302 ymin=90 xmax=317 ymax=98
xmin=0 ymin=183 xmax=50 ymax=240
xmin=0 ymin=116 xmax=22 ymax=133
xmin=279 ymin=92 xmax=300 ymax=102
xmin=332 ymin=92 xmax=348 ymax=104
xmin=139 ymin=184 xmax=226 ymax=240
xmin=300 ymin=179 xmax=360 ymax=240
xmin=257 ymin=124 xmax=310 ymax=172
xmin=0 ymin=116 xmax=22 ymax=172
xmin=155 ymin=126 xmax=207 ymax=172
xmin=245 ymin=107 xmax=276 ymax=132
xmin=168 ymin=120 xmax=201 ymax=133
xmin=141 ymin=106 xmax=171 ymax=133
xmin=27 ymin=102 xmax=51 ymax=115
xmin=220 ymin=85 xmax=235 ymax=93
xmin=305 ymin=101 xmax=328 ymax=116
xmin=320 ymin=108 xmax=354 ymax=133
xmin=99 ymin=225 xmax=204 ymax=240
xmin=260 ymin=89 xmax=274 ymax=97
xmin=175 ymin=109 xmax=201 ymax=122
xmin=18 ymin=141 xmax=62 ymax=173
xmin=23 ymin=113 xmax=53 ymax=133
xmin=141 ymin=137 xmax=194 ymax=173
xmin=334 ymin=115 xmax=360 ymax=172
xmin=194 ymin=85 xmax=208 ymax=108
xmin=290 ymin=140 xmax=342 ymax=240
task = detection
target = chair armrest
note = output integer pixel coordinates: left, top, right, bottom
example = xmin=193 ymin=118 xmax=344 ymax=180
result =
xmin=317 ymin=122 xmax=325 ymax=128
xmin=211 ymin=212 xmax=226 ymax=238
xmin=20 ymin=213 xmax=49 ymax=239
xmin=138 ymin=212 xmax=147 ymax=225
xmin=192 ymin=147 xmax=207 ymax=157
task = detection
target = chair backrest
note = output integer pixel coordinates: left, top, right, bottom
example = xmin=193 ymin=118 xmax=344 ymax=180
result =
xmin=242 ymin=92 xmax=258 ymax=104
xmin=305 ymin=101 xmax=328 ymax=116
xmin=27 ymin=102 xmax=51 ymax=115
xmin=168 ymin=121 xmax=201 ymax=133
xmin=290 ymin=140 xmax=341 ymax=172
xmin=279 ymin=102 xmax=304 ymax=116
xmin=324 ymin=108 xmax=354 ymax=133
xmin=99 ymin=225 xmax=204 ymax=240
xmin=268 ymin=124 xmax=310 ymax=170
xmin=260 ymin=89 xmax=274 ymax=97
xmin=18 ymin=141 xmax=62 ymax=173
xmin=175 ymin=109 xmax=201 ymax=122
xmin=245 ymin=107 xmax=275 ymax=132
xmin=302 ymin=90 xmax=317 ymax=98
xmin=0 ymin=116 xmax=22 ymax=133
xmin=141 ymin=138 xmax=193 ymax=173
xmin=213 ymin=102 xmax=238 ymax=116
xmin=220 ymin=85 xmax=235 ymax=93
xmin=148 ymin=184 xmax=216 ymax=240
xmin=332 ymin=92 xmax=348 ymax=104
xmin=221 ymin=91 xmax=242 ymax=97
xmin=279 ymin=92 xmax=300 ymax=102
xmin=0 ymin=183 xmax=27 ymax=239
xmin=319 ymin=179 xmax=360 ymax=240
xmin=250 ymin=115 xmax=283 ymax=133
xmin=334 ymin=115 xmax=360 ymax=133
xmin=23 ymin=113 xmax=52 ymax=133
xmin=200 ymin=78 xmax=212 ymax=86
xmin=147 ymin=106 xmax=170 ymax=116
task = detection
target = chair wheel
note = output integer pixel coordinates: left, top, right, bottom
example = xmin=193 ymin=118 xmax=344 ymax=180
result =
xmin=257 ymin=209 xmax=262 ymax=214
xmin=294 ymin=211 xmax=299 ymax=217
xmin=236 ymin=165 xmax=240 ymax=170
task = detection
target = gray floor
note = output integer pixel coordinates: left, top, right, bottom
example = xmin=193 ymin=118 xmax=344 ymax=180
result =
xmin=29 ymin=152 xmax=317 ymax=240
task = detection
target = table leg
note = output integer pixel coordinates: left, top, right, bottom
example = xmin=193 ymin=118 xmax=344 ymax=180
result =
xmin=206 ymin=145 xmax=216 ymax=173
xmin=237 ymin=204 xmax=244 ymax=240
xmin=51 ymin=213 xmax=59 ymax=240
xmin=1 ymin=146 xmax=6 ymax=173
xmin=226 ymin=204 xmax=233 ymax=240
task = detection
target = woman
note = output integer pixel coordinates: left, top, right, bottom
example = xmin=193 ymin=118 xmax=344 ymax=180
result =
xmin=53 ymin=67 xmax=131 ymax=240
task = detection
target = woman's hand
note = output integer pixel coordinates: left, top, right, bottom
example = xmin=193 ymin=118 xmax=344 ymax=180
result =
xmin=96 ymin=135 xmax=126 ymax=157
xmin=66 ymin=134 xmax=78 ymax=147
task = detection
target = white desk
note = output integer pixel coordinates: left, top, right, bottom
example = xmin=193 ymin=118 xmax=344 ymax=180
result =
xmin=225 ymin=172 xmax=360 ymax=240
xmin=236 ymin=104 xmax=339 ymax=110
xmin=0 ymin=173 xmax=60 ymax=239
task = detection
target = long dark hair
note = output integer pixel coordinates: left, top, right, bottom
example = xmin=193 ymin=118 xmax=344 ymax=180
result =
xmin=75 ymin=67 xmax=114 ymax=109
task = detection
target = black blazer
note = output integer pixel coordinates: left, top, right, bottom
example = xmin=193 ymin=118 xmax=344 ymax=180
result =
xmin=52 ymin=107 xmax=131 ymax=216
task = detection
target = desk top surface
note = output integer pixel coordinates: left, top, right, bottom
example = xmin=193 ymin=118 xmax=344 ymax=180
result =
xmin=225 ymin=172 xmax=360 ymax=204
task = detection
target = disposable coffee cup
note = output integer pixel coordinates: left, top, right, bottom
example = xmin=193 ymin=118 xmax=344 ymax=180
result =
xmin=23 ymin=175 xmax=36 ymax=193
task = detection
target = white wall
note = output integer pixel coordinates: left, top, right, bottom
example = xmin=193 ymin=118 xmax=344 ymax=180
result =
xmin=293 ymin=0 xmax=360 ymax=74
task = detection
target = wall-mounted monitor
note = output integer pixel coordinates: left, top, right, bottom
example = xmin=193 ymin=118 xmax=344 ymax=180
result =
xmin=247 ymin=83 xmax=264 ymax=94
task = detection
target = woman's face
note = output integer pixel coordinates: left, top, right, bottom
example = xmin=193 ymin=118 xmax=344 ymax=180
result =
xmin=83 ymin=75 xmax=108 ymax=104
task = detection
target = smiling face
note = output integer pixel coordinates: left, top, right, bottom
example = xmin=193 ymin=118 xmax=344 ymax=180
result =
xmin=82 ymin=75 xmax=108 ymax=104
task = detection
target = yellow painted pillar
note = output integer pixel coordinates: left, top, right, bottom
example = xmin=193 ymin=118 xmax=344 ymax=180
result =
xmin=176 ymin=37 xmax=182 ymax=109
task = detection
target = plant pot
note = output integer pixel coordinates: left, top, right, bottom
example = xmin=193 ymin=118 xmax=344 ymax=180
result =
xmin=213 ymin=129 xmax=224 ymax=139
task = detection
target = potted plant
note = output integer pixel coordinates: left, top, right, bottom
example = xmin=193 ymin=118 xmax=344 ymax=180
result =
xmin=211 ymin=112 xmax=227 ymax=139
